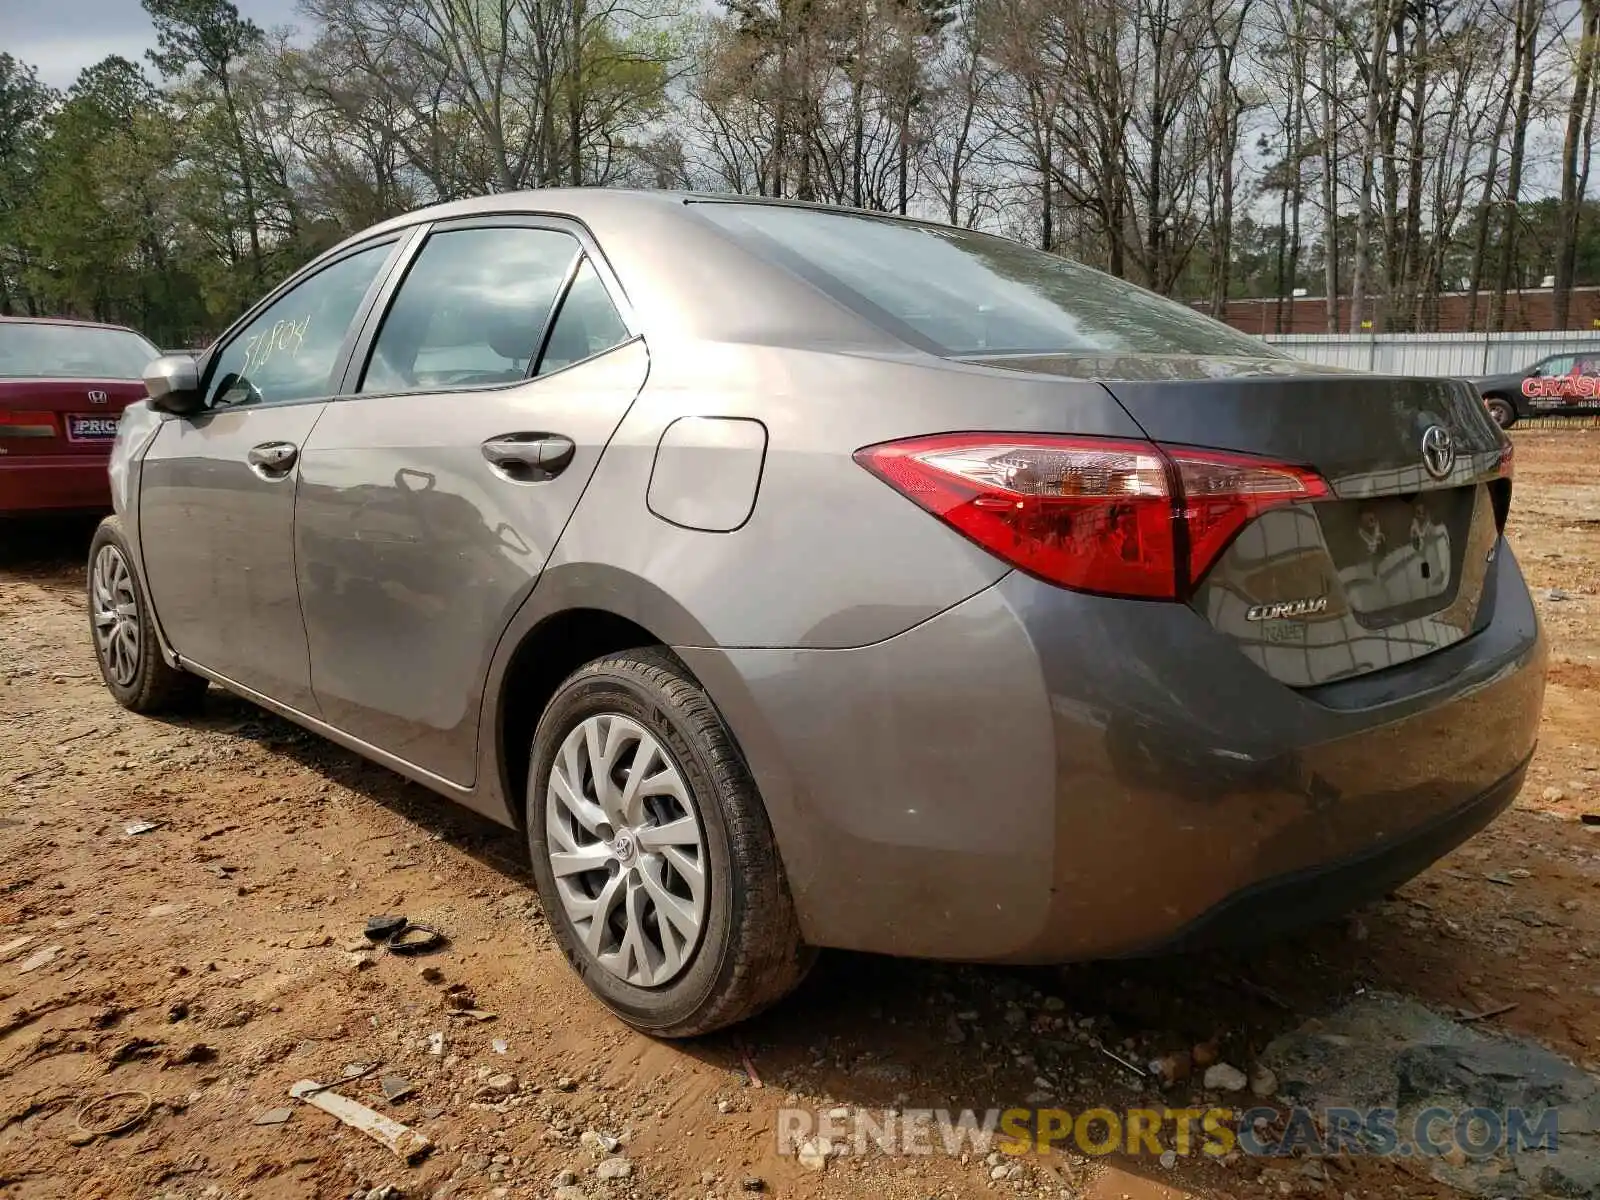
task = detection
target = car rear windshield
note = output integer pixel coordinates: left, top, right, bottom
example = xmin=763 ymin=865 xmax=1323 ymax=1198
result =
xmin=0 ymin=323 xmax=158 ymax=380
xmin=694 ymin=203 xmax=1279 ymax=359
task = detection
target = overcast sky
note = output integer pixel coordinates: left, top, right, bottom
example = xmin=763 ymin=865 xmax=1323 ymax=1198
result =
xmin=1 ymin=0 xmax=303 ymax=89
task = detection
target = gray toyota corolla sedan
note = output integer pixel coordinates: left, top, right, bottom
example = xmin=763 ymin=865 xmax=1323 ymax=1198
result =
xmin=90 ymin=190 xmax=1544 ymax=1036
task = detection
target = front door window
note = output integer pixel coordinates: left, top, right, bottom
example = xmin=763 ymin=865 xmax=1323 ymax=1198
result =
xmin=206 ymin=243 xmax=393 ymax=409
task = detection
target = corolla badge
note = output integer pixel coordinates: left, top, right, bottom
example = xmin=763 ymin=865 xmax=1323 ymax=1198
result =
xmin=1246 ymin=596 xmax=1329 ymax=622
xmin=1420 ymin=424 xmax=1454 ymax=479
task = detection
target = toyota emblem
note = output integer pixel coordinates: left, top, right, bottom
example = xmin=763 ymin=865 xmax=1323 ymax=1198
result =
xmin=1420 ymin=425 xmax=1454 ymax=480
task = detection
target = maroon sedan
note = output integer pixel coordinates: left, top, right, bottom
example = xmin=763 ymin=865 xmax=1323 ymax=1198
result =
xmin=0 ymin=317 xmax=160 ymax=514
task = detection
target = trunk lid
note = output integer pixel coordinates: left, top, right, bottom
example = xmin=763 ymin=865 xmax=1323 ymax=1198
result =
xmin=968 ymin=354 xmax=1511 ymax=687
xmin=0 ymin=379 xmax=144 ymax=456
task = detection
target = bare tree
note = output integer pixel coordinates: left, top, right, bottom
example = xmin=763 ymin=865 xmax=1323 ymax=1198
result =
xmin=920 ymin=0 xmax=1000 ymax=227
xmin=300 ymin=0 xmax=682 ymax=196
xmin=1553 ymin=0 xmax=1600 ymax=327
xmin=1489 ymin=0 xmax=1547 ymax=329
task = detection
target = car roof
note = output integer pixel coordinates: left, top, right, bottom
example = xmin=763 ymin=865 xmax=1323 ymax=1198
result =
xmin=0 ymin=315 xmax=144 ymax=335
xmin=349 ymin=188 xmax=935 ymax=242
xmin=296 ymin=188 xmax=920 ymax=356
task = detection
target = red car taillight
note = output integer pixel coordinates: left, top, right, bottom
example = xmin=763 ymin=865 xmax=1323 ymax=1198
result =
xmin=854 ymin=433 xmax=1328 ymax=600
xmin=1165 ymin=447 xmax=1331 ymax=590
xmin=1489 ymin=438 xmax=1514 ymax=530
xmin=0 ymin=410 xmax=59 ymax=439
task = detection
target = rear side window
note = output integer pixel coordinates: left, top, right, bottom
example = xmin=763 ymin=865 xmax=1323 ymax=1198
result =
xmin=207 ymin=243 xmax=392 ymax=408
xmin=537 ymin=258 xmax=632 ymax=376
xmin=360 ymin=227 xmax=579 ymax=394
xmin=0 ymin=324 xmax=157 ymax=379
xmin=695 ymin=203 xmax=1278 ymax=359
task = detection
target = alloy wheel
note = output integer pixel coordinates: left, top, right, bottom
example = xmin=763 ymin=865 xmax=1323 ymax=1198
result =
xmin=545 ymin=714 xmax=708 ymax=987
xmin=91 ymin=545 xmax=141 ymax=688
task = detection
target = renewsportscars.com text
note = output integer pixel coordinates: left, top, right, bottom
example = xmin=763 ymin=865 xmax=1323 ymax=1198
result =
xmin=776 ymin=1105 xmax=1562 ymax=1160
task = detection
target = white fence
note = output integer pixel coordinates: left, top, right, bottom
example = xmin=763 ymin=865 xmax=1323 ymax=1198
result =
xmin=1261 ymin=331 xmax=1600 ymax=377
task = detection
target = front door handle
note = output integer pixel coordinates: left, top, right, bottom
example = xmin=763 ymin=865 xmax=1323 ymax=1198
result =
xmin=247 ymin=441 xmax=299 ymax=478
xmin=481 ymin=433 xmax=575 ymax=482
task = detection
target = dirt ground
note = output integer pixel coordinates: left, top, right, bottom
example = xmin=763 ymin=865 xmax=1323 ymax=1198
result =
xmin=1 ymin=430 xmax=1597 ymax=1200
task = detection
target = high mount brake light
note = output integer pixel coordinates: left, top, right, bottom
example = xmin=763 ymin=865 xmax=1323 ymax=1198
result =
xmin=854 ymin=433 xmax=1329 ymax=600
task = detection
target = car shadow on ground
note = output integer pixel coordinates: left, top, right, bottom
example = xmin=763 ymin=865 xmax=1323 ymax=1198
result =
xmin=0 ymin=513 xmax=101 ymax=576
xmin=175 ymin=686 xmax=536 ymax=883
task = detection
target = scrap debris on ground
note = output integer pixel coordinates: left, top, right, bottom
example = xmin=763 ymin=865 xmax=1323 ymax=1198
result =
xmin=1 ymin=429 xmax=1597 ymax=1200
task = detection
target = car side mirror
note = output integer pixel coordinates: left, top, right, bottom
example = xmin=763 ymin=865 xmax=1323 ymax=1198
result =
xmin=144 ymin=355 xmax=204 ymax=416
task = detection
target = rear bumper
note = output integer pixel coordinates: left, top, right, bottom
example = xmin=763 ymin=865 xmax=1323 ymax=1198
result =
xmin=678 ymin=539 xmax=1545 ymax=963
xmin=1136 ymin=754 xmax=1527 ymax=954
xmin=0 ymin=455 xmax=112 ymax=513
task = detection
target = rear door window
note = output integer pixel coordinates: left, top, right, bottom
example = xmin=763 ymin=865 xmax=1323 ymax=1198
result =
xmin=536 ymin=258 xmax=632 ymax=376
xmin=360 ymin=227 xmax=580 ymax=394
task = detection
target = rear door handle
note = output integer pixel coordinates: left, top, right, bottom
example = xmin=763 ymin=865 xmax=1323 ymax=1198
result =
xmin=247 ymin=441 xmax=299 ymax=478
xmin=481 ymin=433 xmax=575 ymax=482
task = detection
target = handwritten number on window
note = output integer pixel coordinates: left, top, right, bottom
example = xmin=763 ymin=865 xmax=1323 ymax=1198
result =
xmin=242 ymin=314 xmax=311 ymax=379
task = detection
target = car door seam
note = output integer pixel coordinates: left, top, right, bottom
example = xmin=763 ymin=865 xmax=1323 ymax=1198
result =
xmin=287 ymin=400 xmax=335 ymax=721
xmin=471 ymin=346 xmax=655 ymax=785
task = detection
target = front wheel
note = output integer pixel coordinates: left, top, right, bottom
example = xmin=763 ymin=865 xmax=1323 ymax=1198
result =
xmin=526 ymin=648 xmax=812 ymax=1037
xmin=87 ymin=518 xmax=207 ymax=713
xmin=1485 ymin=395 xmax=1518 ymax=429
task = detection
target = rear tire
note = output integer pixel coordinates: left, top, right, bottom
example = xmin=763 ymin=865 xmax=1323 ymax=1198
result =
xmin=526 ymin=648 xmax=812 ymax=1037
xmin=1485 ymin=395 xmax=1517 ymax=429
xmin=87 ymin=517 xmax=207 ymax=714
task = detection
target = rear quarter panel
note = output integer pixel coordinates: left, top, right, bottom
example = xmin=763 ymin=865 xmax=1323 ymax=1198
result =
xmin=543 ymin=340 xmax=1144 ymax=649
xmin=475 ymin=338 xmax=1137 ymax=837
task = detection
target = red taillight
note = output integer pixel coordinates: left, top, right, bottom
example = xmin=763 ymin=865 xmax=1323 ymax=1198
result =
xmin=1495 ymin=438 xmax=1514 ymax=479
xmin=1489 ymin=438 xmax=1514 ymax=531
xmin=855 ymin=433 xmax=1328 ymax=600
xmin=0 ymin=410 xmax=59 ymax=439
xmin=1166 ymin=449 xmax=1329 ymax=588
xmin=855 ymin=434 xmax=1174 ymax=597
